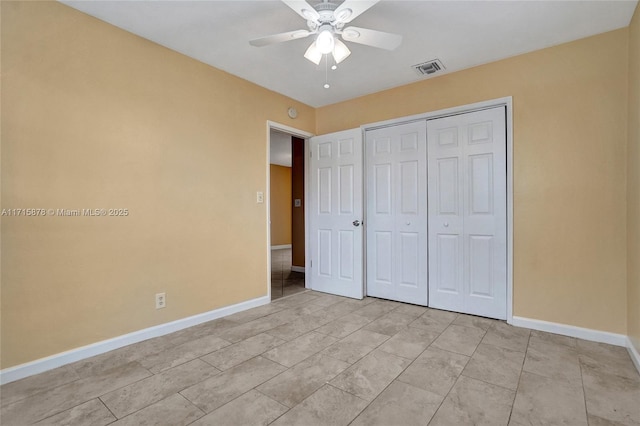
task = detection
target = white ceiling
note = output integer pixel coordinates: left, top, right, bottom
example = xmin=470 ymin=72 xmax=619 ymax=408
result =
xmin=61 ymin=0 xmax=637 ymax=107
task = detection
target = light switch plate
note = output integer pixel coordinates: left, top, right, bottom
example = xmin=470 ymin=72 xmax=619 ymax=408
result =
xmin=257 ymin=191 xmax=264 ymax=203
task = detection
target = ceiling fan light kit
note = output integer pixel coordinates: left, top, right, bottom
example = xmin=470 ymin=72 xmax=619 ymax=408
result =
xmin=316 ymin=25 xmax=335 ymax=54
xmin=249 ymin=0 xmax=402 ymax=87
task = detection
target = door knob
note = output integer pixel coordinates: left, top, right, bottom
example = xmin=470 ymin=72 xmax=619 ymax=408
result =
xmin=353 ymin=220 xmax=361 ymax=227
xmin=444 ymin=222 xmax=449 ymax=227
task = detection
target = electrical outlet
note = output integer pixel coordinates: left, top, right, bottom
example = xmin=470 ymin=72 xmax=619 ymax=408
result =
xmin=155 ymin=292 xmax=166 ymax=309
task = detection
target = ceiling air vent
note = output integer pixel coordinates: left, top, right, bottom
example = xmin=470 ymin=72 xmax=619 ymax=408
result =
xmin=413 ymin=59 xmax=445 ymax=76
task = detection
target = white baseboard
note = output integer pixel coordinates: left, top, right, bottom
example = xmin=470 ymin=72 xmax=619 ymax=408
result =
xmin=627 ymin=337 xmax=640 ymax=374
xmin=511 ymin=316 xmax=627 ymax=347
xmin=271 ymin=245 xmax=291 ymax=250
xmin=0 ymin=295 xmax=270 ymax=385
xmin=291 ymin=266 xmax=305 ymax=273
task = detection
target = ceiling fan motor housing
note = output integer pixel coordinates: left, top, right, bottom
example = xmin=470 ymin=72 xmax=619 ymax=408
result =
xmin=316 ymin=2 xmax=339 ymax=23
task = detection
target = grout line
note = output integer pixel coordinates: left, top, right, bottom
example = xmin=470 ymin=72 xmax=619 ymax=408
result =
xmin=97 ymin=396 xmax=120 ymax=421
xmin=578 ymin=356 xmax=591 ymax=424
xmin=506 ymin=330 xmax=532 ymax=424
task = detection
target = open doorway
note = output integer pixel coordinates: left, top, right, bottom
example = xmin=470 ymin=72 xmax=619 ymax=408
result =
xmin=269 ymin=128 xmax=307 ymax=300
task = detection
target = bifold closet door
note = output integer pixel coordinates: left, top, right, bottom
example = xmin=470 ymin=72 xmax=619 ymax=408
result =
xmin=427 ymin=107 xmax=507 ymax=320
xmin=365 ymin=121 xmax=428 ymax=305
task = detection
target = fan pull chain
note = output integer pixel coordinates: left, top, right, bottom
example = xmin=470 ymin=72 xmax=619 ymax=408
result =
xmin=324 ymin=54 xmax=330 ymax=89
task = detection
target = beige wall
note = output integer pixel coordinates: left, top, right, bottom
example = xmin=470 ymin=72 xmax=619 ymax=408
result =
xmin=269 ymin=165 xmax=292 ymax=246
xmin=2 ymin=0 xmax=637 ymax=370
xmin=628 ymin=5 xmax=640 ymax=354
xmin=317 ymin=29 xmax=630 ymax=335
xmin=0 ymin=1 xmax=314 ymax=368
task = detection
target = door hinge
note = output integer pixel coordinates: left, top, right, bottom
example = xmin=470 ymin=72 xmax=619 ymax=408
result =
xmin=310 ymin=260 xmax=312 ymax=268
xmin=310 ymin=151 xmax=312 ymax=158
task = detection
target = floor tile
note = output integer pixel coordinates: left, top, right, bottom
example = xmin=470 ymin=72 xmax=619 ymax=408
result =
xmin=270 ymin=384 xmax=368 ymax=426
xmin=453 ymin=314 xmax=497 ymax=331
xmin=462 ymin=342 xmax=525 ymax=390
xmin=139 ymin=334 xmax=231 ymax=373
xmin=341 ymin=297 xmax=377 ymax=307
xmin=314 ymin=315 xmax=370 ymax=338
xmin=577 ymin=340 xmax=640 ymax=381
xmin=225 ymin=304 xmax=287 ymax=324
xmin=322 ymin=338 xmax=380 ymax=364
xmin=109 ymin=394 xmax=204 ymax=426
xmin=392 ymin=303 xmax=428 ymax=319
xmin=265 ymin=318 xmax=320 ymax=341
xmin=289 ymin=302 xmax=327 ymax=315
xmin=430 ymin=376 xmax=515 ymax=426
xmin=320 ymin=329 xmax=390 ymax=364
xmin=71 ymin=338 xmax=168 ymax=378
xmin=0 ymin=364 xmax=80 ymax=407
xmin=200 ymin=333 xmax=285 ymax=370
xmin=523 ymin=336 xmax=582 ymax=385
xmin=270 ymin=248 xmax=306 ymax=302
xmin=309 ymin=294 xmax=347 ymax=307
xmin=363 ymin=312 xmax=416 ymax=336
xmin=432 ymin=324 xmax=486 ymax=356
xmin=190 ymin=390 xmax=288 ymax=426
xmin=271 ymin=292 xmax=319 ymax=308
xmin=350 ymin=380 xmax=442 ymax=426
xmin=319 ymin=301 xmax=362 ymax=319
xmin=217 ymin=315 xmax=289 ymax=343
xmin=340 ymin=328 xmax=390 ymax=347
xmin=510 ymin=371 xmax=588 ymax=426
xmin=377 ymin=326 xmax=440 ymax=360
xmin=262 ymin=332 xmax=338 ymax=367
xmin=0 ymin=362 xmax=151 ymax=425
xmin=352 ymin=301 xmax=398 ymax=320
xmin=330 ymin=350 xmax=411 ymax=401
xmin=576 ymin=339 xmax=631 ymax=362
xmin=409 ymin=308 xmax=458 ymax=332
xmin=180 ymin=356 xmax=286 ymax=413
xmin=375 ymin=299 xmax=405 ymax=308
xmin=482 ymin=322 xmax=530 ymax=352
xmin=100 ymin=359 xmax=219 ymax=418
xmin=530 ymin=329 xmax=577 ymax=348
xmin=4 ymin=290 xmax=639 ymax=426
xmin=257 ymin=354 xmax=350 ymax=407
xmin=34 ymin=399 xmax=115 ymax=426
xmin=586 ymin=413 xmax=630 ymax=425
xmin=164 ymin=318 xmax=241 ymax=345
xmin=283 ymin=281 xmax=307 ymax=297
xmin=581 ymin=359 xmax=640 ymax=425
xmin=397 ymin=347 xmax=469 ymax=396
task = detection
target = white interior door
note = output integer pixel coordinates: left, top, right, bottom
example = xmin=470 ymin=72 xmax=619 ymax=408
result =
xmin=366 ymin=121 xmax=428 ymax=305
xmin=427 ymin=107 xmax=507 ymax=319
xmin=309 ymin=129 xmax=363 ymax=299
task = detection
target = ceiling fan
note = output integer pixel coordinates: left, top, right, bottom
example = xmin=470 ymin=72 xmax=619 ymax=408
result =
xmin=249 ymin=0 xmax=402 ymax=66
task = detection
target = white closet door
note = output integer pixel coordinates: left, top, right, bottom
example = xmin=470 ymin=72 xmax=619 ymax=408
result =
xmin=309 ymin=129 xmax=364 ymax=299
xmin=366 ymin=121 xmax=428 ymax=305
xmin=427 ymin=107 xmax=507 ymax=319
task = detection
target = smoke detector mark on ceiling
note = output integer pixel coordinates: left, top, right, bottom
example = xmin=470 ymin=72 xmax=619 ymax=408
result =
xmin=413 ymin=59 xmax=445 ymax=76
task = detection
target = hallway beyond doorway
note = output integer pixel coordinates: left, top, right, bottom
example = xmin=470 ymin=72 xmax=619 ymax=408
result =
xmin=271 ymin=248 xmax=305 ymax=300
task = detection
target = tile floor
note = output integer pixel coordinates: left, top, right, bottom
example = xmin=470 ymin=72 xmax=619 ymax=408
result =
xmin=2 ymin=291 xmax=639 ymax=425
xmin=271 ymin=248 xmax=305 ymax=300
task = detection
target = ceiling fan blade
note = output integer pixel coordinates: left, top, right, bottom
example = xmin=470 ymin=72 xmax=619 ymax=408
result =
xmin=334 ymin=0 xmax=380 ymax=24
xmin=249 ymin=30 xmax=312 ymax=47
xmin=281 ymin=0 xmax=320 ymax=22
xmin=341 ymin=26 xmax=402 ymax=50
